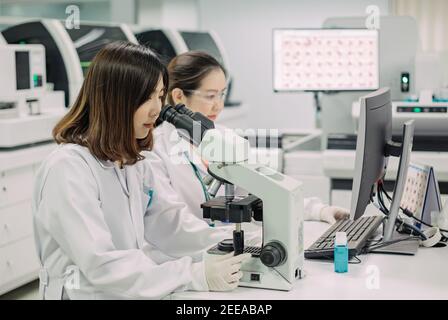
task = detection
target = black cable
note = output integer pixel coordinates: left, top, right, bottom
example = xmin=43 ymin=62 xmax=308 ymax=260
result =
xmin=307 ymin=252 xmax=362 ymax=264
xmin=403 ymin=210 xmax=433 ymax=227
xmin=349 ymin=256 xmax=362 ymax=264
xmin=373 ymin=182 xmax=389 ymax=216
xmin=395 ymin=217 xmax=427 ymax=240
xmin=369 ymin=236 xmax=421 ymax=249
xmin=370 ymin=187 xmax=375 ymax=203
xmin=380 ymin=183 xmax=393 ymax=202
xmin=377 ymin=183 xmax=388 ymax=214
xmin=401 ymin=208 xmax=448 ymax=234
xmin=366 ymin=238 xmax=382 ymax=245
xmin=380 ymin=184 xmax=448 ymax=234
xmin=375 ymin=183 xmax=428 ymax=240
xmin=365 ymin=236 xmax=421 ymax=253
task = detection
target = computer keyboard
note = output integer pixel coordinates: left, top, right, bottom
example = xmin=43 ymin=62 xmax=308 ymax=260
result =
xmin=305 ymin=215 xmax=384 ymax=259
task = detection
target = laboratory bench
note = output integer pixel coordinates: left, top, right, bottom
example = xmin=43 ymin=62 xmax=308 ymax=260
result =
xmin=169 ymin=220 xmax=448 ymax=300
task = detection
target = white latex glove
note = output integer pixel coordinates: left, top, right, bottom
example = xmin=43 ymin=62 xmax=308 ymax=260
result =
xmin=204 ymin=252 xmax=251 ymax=292
xmin=319 ymin=206 xmax=350 ymax=224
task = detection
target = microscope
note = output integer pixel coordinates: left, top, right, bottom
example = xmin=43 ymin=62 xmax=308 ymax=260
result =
xmin=158 ymin=104 xmax=304 ymax=291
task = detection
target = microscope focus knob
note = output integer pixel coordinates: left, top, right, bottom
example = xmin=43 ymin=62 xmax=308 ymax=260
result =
xmin=260 ymin=242 xmax=286 ymax=267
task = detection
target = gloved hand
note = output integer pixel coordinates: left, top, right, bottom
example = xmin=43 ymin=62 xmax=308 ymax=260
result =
xmin=204 ymin=252 xmax=251 ymax=291
xmin=319 ymin=206 xmax=350 ymax=224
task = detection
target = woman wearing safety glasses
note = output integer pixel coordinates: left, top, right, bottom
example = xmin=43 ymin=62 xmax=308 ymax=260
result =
xmin=145 ymin=51 xmax=349 ymax=238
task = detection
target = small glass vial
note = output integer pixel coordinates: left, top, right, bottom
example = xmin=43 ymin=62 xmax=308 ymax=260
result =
xmin=334 ymin=232 xmax=348 ymax=273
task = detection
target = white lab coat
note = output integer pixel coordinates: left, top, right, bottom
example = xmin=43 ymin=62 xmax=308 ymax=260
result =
xmin=32 ymin=143 xmax=229 ymax=300
xmin=145 ymin=122 xmax=327 ymax=224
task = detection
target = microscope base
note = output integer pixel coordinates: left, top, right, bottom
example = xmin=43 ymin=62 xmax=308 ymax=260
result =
xmin=205 ymin=248 xmax=302 ymax=291
xmin=239 ymin=262 xmax=300 ymax=291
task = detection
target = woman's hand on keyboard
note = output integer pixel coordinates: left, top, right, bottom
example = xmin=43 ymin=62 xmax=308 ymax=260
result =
xmin=320 ymin=206 xmax=350 ymax=224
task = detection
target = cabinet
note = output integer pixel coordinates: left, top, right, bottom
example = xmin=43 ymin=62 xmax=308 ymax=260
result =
xmin=0 ymin=143 xmax=56 ymax=296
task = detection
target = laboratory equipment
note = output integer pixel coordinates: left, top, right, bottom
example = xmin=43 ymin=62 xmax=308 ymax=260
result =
xmin=352 ymin=94 xmax=448 ymax=152
xmin=391 ymin=100 xmax=448 ymax=137
xmin=352 ymin=93 xmax=448 ymax=149
xmin=401 ymin=72 xmax=410 ymax=92
xmin=273 ymin=28 xmax=379 ymax=92
xmin=2 ymin=19 xmax=138 ymax=107
xmin=0 ymin=43 xmax=64 ymax=294
xmin=0 ymin=44 xmax=65 ymax=148
xmin=158 ymin=104 xmax=303 ymax=291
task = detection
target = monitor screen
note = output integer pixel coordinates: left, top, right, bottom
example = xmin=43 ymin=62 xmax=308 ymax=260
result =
xmin=180 ymin=31 xmax=225 ymax=67
xmin=15 ymin=51 xmax=30 ymax=90
xmin=273 ymin=29 xmax=379 ymax=91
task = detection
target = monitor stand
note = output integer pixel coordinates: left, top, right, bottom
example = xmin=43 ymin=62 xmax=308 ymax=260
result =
xmin=369 ymin=231 xmax=419 ymax=255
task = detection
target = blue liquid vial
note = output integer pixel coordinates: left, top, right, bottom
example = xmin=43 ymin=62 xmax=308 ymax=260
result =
xmin=334 ymin=232 xmax=348 ymax=273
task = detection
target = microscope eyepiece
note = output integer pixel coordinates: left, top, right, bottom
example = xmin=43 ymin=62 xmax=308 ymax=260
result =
xmin=156 ymin=104 xmax=177 ymax=126
xmin=156 ymin=104 xmax=214 ymax=146
xmin=174 ymin=104 xmax=195 ymax=117
xmin=174 ymin=103 xmax=214 ymax=129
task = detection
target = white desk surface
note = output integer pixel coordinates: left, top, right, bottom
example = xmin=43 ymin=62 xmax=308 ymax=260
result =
xmin=170 ymin=221 xmax=448 ymax=300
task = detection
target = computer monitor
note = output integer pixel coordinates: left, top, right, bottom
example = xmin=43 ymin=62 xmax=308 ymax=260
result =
xmin=383 ymin=119 xmax=414 ymax=241
xmin=273 ymin=28 xmax=379 ymax=91
xmin=350 ymin=87 xmax=392 ymax=220
xmin=350 ymin=87 xmax=417 ymax=253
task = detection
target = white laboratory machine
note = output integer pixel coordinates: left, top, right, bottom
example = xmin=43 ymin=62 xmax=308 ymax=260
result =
xmin=0 ymin=44 xmax=65 ymax=148
xmin=0 ymin=43 xmax=66 ymax=295
xmin=2 ymin=19 xmax=138 ymax=107
xmin=352 ymin=91 xmax=448 ymax=139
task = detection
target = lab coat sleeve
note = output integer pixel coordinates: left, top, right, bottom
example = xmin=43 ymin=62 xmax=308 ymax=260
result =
xmin=143 ymin=151 xmax=231 ymax=260
xmin=35 ymin=154 xmax=208 ymax=299
xmin=303 ymin=196 xmax=327 ymax=221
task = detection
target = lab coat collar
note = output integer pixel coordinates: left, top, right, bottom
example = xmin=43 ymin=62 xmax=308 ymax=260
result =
xmin=88 ymin=153 xmax=130 ymax=195
xmin=62 ymin=143 xmax=116 ymax=170
xmin=95 ymin=158 xmax=116 ymax=169
xmin=94 ymin=158 xmax=131 ymax=196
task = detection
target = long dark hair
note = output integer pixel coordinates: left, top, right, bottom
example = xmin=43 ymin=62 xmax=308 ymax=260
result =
xmin=166 ymin=51 xmax=226 ymax=105
xmin=53 ymin=41 xmax=168 ymax=165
